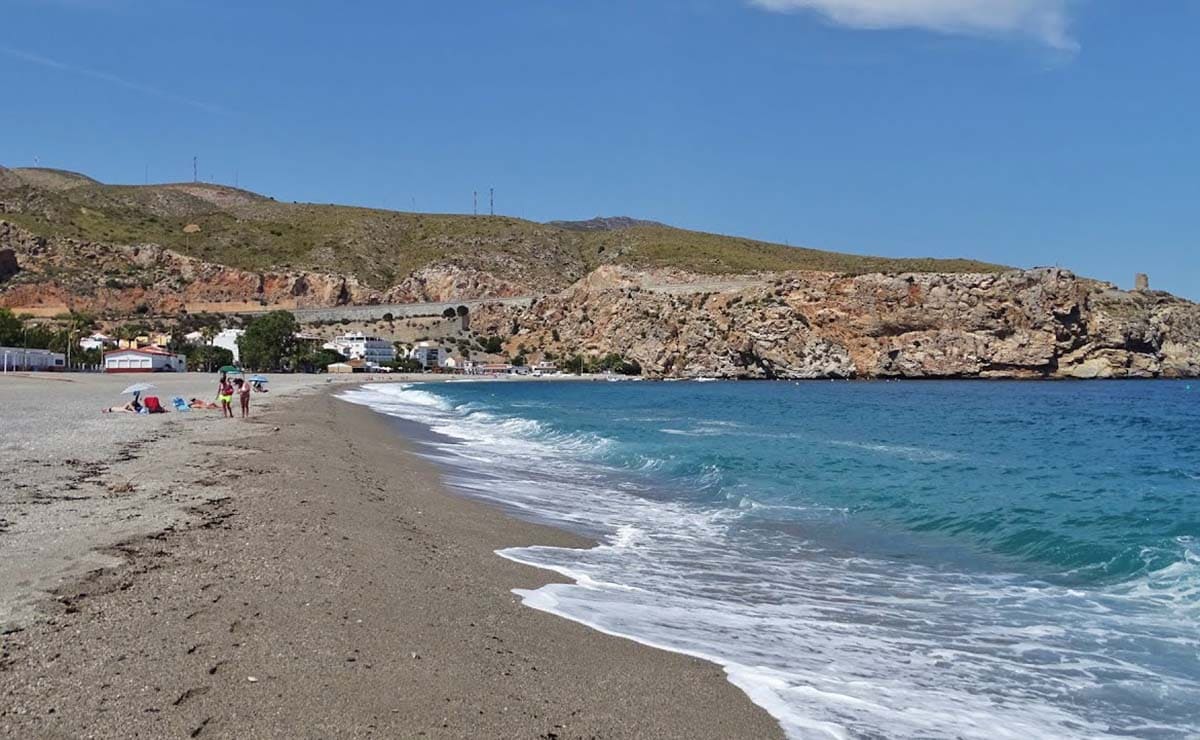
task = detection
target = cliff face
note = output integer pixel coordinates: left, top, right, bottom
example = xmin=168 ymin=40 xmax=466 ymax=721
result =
xmin=0 ymin=221 xmax=522 ymax=314
xmin=473 ymin=267 xmax=1200 ymax=379
xmin=5 ymin=216 xmax=1198 ymax=379
xmin=379 ymin=264 xmax=527 ymax=304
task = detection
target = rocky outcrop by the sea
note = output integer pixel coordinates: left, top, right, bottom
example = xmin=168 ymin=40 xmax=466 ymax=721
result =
xmin=472 ymin=266 xmax=1200 ymax=379
xmin=4 ymin=217 xmax=1198 ymax=379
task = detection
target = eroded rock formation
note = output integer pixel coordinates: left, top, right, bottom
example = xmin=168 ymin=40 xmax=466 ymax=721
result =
xmin=472 ymin=267 xmax=1200 ymax=379
xmin=3 ymin=218 xmax=1198 ymax=379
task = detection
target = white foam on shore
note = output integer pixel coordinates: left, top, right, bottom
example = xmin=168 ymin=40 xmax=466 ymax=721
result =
xmin=340 ymin=383 xmax=1200 ymax=739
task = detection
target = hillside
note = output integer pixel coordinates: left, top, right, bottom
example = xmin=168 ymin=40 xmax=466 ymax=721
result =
xmin=0 ymin=165 xmax=1006 ymax=296
xmin=1 ymin=166 xmax=1196 ymax=380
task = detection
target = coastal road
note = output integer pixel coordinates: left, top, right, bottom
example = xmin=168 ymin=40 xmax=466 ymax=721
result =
xmin=200 ymin=277 xmax=763 ymax=324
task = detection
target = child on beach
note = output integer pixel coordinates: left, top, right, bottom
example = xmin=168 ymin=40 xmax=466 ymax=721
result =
xmin=235 ymin=378 xmax=252 ymax=418
xmin=217 ymin=374 xmax=235 ymax=418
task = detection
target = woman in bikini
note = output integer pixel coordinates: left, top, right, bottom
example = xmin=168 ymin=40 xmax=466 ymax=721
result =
xmin=217 ymin=373 xmax=235 ymax=418
xmin=235 ymin=378 xmax=252 ymax=418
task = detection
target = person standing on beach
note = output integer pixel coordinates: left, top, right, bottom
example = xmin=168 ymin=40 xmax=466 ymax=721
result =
xmin=235 ymin=378 xmax=252 ymax=418
xmin=217 ymin=373 xmax=235 ymax=418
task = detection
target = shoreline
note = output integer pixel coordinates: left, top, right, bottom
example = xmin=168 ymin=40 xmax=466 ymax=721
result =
xmin=0 ymin=375 xmax=781 ymax=738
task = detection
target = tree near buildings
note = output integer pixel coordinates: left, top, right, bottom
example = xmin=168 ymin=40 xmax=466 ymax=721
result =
xmin=0 ymin=308 xmax=21 ymax=346
xmin=186 ymin=345 xmax=234 ymax=373
xmin=238 ymin=310 xmax=299 ymax=371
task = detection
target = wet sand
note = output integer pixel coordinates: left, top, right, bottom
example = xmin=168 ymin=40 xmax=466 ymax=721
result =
xmin=0 ymin=374 xmax=782 ymax=738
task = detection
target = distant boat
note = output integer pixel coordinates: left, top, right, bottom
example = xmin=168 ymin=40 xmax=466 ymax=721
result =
xmin=694 ymin=377 xmax=718 ymax=383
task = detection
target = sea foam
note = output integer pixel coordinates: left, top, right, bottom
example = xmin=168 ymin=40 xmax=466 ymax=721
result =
xmin=340 ymin=381 xmax=1200 ymax=739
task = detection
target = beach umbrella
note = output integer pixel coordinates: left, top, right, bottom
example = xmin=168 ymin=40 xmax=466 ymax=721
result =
xmin=248 ymin=375 xmax=269 ymax=383
xmin=121 ymin=382 xmax=156 ymax=395
xmin=218 ymin=365 xmax=242 ymax=374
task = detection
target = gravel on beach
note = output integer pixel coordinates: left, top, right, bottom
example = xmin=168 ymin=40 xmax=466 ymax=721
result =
xmin=0 ymin=372 xmax=781 ymax=738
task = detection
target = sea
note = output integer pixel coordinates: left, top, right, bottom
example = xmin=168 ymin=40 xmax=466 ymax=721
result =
xmin=341 ymin=379 xmax=1200 ymax=739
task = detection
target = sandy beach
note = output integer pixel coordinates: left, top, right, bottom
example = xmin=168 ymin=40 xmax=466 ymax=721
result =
xmin=0 ymin=372 xmax=781 ymax=738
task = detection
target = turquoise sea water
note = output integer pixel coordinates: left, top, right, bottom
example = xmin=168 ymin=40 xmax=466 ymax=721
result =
xmin=343 ymin=380 xmax=1200 ymax=739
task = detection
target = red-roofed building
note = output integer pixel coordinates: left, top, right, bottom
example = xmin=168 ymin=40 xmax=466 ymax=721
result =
xmin=103 ymin=347 xmax=187 ymax=373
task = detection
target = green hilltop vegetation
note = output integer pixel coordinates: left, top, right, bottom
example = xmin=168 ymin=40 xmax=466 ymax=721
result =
xmin=0 ymin=165 xmax=1006 ymax=291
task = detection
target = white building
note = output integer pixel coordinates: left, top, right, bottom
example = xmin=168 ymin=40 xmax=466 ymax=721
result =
xmin=473 ymin=362 xmax=515 ymax=375
xmin=1 ymin=347 xmax=66 ymax=372
xmin=183 ymin=330 xmax=206 ymax=345
xmin=79 ymin=333 xmax=115 ymax=351
xmin=103 ymin=347 xmax=187 ymax=373
xmin=408 ymin=341 xmax=446 ymax=369
xmin=324 ymin=332 xmax=395 ymax=366
xmin=212 ymin=329 xmax=245 ymax=363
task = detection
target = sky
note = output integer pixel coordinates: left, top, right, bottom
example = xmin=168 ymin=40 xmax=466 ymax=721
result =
xmin=1 ymin=0 xmax=1197 ymax=298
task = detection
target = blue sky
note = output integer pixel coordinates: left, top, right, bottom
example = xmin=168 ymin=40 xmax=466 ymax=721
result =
xmin=1 ymin=0 xmax=1197 ymax=298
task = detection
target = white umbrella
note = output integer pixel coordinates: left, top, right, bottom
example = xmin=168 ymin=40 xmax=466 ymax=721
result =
xmin=121 ymin=382 xmax=157 ymax=395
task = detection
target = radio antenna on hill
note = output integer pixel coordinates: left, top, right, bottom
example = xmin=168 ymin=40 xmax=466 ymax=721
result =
xmin=192 ymin=156 xmax=198 ymax=183
xmin=490 ymin=187 xmax=494 ymax=216
xmin=473 ymin=190 xmax=477 ymax=216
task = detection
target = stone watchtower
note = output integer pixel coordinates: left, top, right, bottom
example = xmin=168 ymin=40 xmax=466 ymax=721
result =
xmin=1134 ymin=273 xmax=1150 ymax=291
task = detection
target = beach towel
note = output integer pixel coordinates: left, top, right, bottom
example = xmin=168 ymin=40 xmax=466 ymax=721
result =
xmin=172 ymin=397 xmax=190 ymax=412
xmin=143 ymin=396 xmax=166 ymax=414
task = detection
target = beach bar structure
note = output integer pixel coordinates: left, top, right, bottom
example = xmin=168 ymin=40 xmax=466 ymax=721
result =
xmin=103 ymin=347 xmax=187 ymax=373
xmin=1 ymin=346 xmax=67 ymax=372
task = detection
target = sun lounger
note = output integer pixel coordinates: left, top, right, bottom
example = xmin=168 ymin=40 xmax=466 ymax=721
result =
xmin=172 ymin=397 xmax=190 ymax=412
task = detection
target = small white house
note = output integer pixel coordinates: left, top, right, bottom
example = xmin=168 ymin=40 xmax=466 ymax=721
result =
xmin=212 ymin=329 xmax=245 ymax=363
xmin=103 ymin=347 xmax=187 ymax=373
xmin=324 ymin=332 xmax=396 ymax=365
xmin=1 ymin=347 xmax=66 ymax=372
xmin=79 ymin=333 xmax=115 ymax=351
xmin=408 ymin=341 xmax=446 ymax=369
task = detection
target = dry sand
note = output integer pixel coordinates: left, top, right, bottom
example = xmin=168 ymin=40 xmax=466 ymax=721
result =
xmin=0 ymin=372 xmax=782 ymax=738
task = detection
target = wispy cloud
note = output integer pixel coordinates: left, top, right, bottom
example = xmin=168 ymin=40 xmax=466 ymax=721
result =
xmin=0 ymin=44 xmax=225 ymax=114
xmin=748 ymin=0 xmax=1078 ymax=51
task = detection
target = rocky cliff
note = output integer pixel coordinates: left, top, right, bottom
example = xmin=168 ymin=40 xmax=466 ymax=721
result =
xmin=0 ymin=220 xmax=523 ymax=315
xmin=472 ymin=266 xmax=1200 ymax=379
xmin=5 ymin=217 xmax=1198 ymax=380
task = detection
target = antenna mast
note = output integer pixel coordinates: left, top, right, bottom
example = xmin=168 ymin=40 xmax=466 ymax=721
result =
xmin=193 ymin=156 xmax=198 ymax=183
xmin=489 ymin=187 xmax=494 ymax=216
